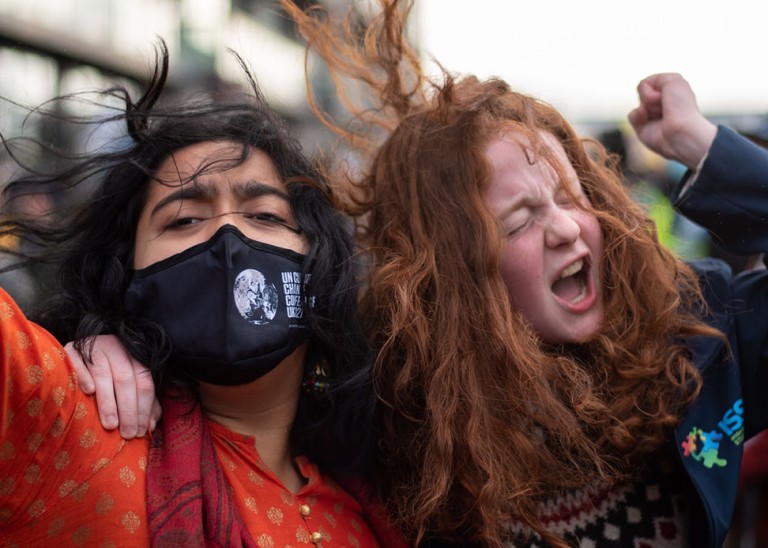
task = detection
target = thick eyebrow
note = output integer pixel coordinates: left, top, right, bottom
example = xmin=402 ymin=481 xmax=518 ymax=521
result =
xmin=232 ymin=180 xmax=290 ymax=203
xmin=148 ymin=179 xmax=290 ymax=220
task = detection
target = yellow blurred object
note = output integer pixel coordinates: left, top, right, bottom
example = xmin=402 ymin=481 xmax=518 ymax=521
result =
xmin=0 ymin=232 xmax=20 ymax=249
xmin=0 ymin=216 xmax=21 ymax=250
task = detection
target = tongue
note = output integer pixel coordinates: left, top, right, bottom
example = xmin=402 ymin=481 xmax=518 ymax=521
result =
xmin=552 ymin=275 xmax=583 ymax=302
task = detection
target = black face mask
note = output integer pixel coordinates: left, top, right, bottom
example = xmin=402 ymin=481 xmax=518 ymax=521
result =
xmin=124 ymin=225 xmax=312 ymax=385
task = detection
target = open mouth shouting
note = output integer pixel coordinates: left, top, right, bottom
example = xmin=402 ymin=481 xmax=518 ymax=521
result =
xmin=551 ymin=258 xmax=593 ymax=309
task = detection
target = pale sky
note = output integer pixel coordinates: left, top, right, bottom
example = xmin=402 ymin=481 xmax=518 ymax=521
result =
xmin=417 ymin=0 xmax=768 ymax=125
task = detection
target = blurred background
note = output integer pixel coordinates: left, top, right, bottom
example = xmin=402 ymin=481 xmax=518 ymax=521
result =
xmin=0 ymin=0 xmax=345 ymax=152
xmin=3 ymin=0 xmax=768 ymax=158
xmin=418 ymin=0 xmax=768 ymax=125
xmin=4 ymin=0 xmax=767 ymax=150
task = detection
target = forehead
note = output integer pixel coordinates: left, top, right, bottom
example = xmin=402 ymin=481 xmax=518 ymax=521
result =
xmin=483 ymin=131 xmax=576 ymax=193
xmin=145 ymin=141 xmax=284 ymax=200
xmin=485 ymin=130 xmax=569 ymax=173
xmin=153 ymin=141 xmax=279 ymax=184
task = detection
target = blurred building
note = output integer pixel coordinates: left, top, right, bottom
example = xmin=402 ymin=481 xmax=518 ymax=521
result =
xmin=0 ymin=0 xmax=373 ymax=150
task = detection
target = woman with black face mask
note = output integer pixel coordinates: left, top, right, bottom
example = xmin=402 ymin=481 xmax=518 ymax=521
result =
xmin=0 ymin=43 xmax=405 ymax=547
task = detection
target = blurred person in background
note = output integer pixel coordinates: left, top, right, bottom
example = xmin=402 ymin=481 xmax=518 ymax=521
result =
xmin=0 ymin=182 xmax=58 ymax=313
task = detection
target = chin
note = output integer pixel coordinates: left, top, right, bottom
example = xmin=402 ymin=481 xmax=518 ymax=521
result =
xmin=543 ymin=321 xmax=602 ymax=345
xmin=567 ymin=320 xmax=603 ymax=344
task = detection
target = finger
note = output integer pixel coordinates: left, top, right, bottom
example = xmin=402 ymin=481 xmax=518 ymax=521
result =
xmin=133 ymin=361 xmax=157 ymax=436
xmin=87 ymin=346 xmax=122 ymax=431
xmin=636 ymin=79 xmax=663 ymax=118
xmin=638 ymin=72 xmax=677 ymax=95
xmin=627 ymin=106 xmax=648 ymax=129
xmin=150 ymin=398 xmax=162 ymax=432
xmin=65 ymin=341 xmax=95 ymax=394
xmin=636 ymin=77 xmax=660 ymax=101
xmin=105 ymin=348 xmax=141 ymax=439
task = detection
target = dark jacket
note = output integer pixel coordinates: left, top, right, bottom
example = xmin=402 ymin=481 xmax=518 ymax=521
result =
xmin=673 ymin=125 xmax=768 ymax=547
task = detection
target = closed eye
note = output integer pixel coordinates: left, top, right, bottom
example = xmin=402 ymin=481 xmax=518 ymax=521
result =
xmin=554 ymin=190 xmax=576 ymax=207
xmin=506 ymin=218 xmax=530 ymax=237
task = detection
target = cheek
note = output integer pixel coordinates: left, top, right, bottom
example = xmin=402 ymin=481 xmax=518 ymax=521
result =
xmin=132 ymin=234 xmax=169 ymax=270
xmin=132 ymin=220 xmax=153 ymax=270
xmin=499 ymin=240 xmax=542 ymax=311
xmin=132 ymin=219 xmax=180 ymax=270
xmin=579 ymin=212 xmax=604 ymax=251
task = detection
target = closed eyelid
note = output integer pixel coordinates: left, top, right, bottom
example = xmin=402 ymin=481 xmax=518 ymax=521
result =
xmin=503 ymin=207 xmax=532 ymax=232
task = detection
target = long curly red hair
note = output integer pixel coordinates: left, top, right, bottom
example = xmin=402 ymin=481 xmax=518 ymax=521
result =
xmin=282 ymin=0 xmax=723 ymax=545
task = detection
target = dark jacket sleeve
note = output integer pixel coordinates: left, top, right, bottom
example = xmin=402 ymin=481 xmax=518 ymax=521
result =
xmin=673 ymin=125 xmax=768 ymax=255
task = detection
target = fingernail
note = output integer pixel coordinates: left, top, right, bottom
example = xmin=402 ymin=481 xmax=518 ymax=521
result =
xmin=149 ymin=419 xmax=157 ymax=432
xmin=102 ymin=415 xmax=118 ymax=430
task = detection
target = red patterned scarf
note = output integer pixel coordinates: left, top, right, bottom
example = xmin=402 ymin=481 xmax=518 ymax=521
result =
xmin=145 ymin=391 xmax=407 ymax=546
xmin=146 ymin=391 xmax=257 ymax=547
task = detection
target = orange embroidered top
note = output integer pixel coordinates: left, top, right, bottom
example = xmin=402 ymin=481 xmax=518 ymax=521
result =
xmin=0 ymin=288 xmax=380 ymax=547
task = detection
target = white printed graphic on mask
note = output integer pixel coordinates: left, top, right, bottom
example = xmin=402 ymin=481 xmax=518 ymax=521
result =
xmin=281 ymin=271 xmax=310 ymax=319
xmin=233 ymin=269 xmax=279 ymax=325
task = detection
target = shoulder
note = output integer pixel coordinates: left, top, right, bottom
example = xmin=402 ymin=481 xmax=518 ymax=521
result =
xmin=0 ymin=287 xmax=71 ymax=383
xmin=688 ymin=258 xmax=733 ymax=312
xmin=0 ymin=287 xmax=107 ymax=441
xmin=0 ymin=288 xmax=137 ymax=533
xmin=0 ymin=287 xmax=125 ymax=460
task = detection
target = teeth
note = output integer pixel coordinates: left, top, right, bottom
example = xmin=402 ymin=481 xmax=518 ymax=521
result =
xmin=560 ymin=259 xmax=584 ymax=279
xmin=571 ymin=284 xmax=587 ymax=304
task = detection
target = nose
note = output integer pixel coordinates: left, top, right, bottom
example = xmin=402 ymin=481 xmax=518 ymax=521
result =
xmin=544 ymin=206 xmax=580 ymax=248
xmin=209 ymin=212 xmax=247 ymax=233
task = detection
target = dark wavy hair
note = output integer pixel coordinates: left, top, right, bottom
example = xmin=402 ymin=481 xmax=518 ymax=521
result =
xmin=283 ymin=0 xmax=724 ymax=545
xmin=0 ymin=42 xmax=374 ymax=474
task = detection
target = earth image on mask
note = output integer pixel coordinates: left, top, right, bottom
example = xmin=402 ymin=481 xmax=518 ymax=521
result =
xmin=233 ymin=269 xmax=279 ymax=325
